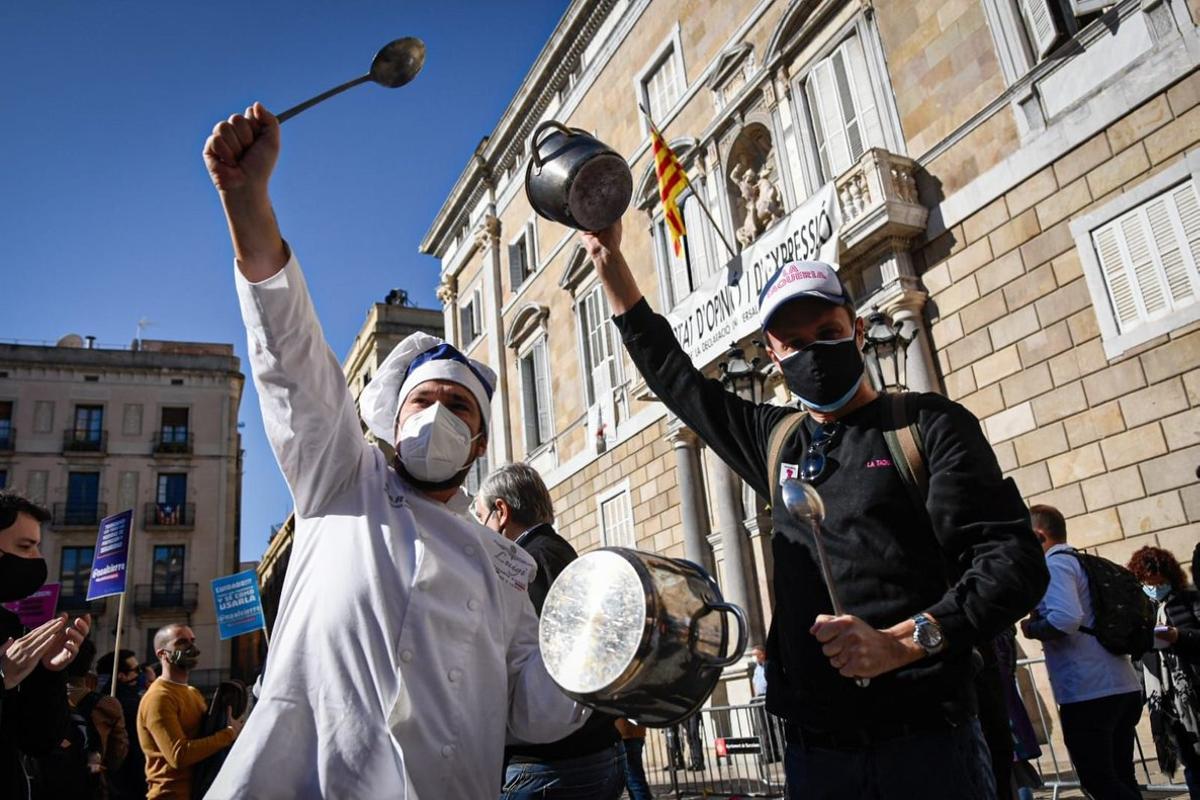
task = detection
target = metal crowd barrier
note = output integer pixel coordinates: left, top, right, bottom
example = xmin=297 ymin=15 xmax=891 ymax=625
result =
xmin=630 ymin=658 xmax=1190 ymax=799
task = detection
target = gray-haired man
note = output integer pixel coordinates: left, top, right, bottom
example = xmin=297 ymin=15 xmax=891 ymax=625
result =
xmin=475 ymin=463 xmax=625 ymax=800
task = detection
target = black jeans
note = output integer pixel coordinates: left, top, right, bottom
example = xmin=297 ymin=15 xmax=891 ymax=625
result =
xmin=784 ymin=718 xmax=996 ymax=800
xmin=1058 ymin=690 xmax=1144 ymax=800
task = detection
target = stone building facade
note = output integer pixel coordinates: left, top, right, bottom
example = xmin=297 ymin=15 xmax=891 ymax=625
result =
xmin=0 ymin=337 xmax=244 ymax=689
xmin=255 ymin=294 xmax=443 ymax=632
xmin=423 ymin=0 xmax=1199 ymax=699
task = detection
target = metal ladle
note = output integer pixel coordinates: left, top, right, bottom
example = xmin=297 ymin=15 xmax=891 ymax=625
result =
xmin=780 ymin=478 xmax=869 ymax=688
xmin=276 ymin=37 xmax=426 ymax=123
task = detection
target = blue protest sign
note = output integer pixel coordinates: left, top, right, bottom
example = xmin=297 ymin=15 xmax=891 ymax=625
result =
xmin=86 ymin=509 xmax=133 ymax=601
xmin=212 ymin=570 xmax=266 ymax=640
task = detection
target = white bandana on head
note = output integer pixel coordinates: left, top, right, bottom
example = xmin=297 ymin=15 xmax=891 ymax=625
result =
xmin=358 ymin=332 xmax=496 ymax=443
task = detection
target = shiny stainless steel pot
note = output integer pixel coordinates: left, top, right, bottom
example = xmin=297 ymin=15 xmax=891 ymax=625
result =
xmin=525 ymin=121 xmax=632 ymax=232
xmin=539 ymin=547 xmax=748 ymax=727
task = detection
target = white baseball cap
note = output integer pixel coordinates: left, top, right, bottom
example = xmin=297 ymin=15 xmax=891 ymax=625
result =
xmin=756 ymin=260 xmax=853 ymax=331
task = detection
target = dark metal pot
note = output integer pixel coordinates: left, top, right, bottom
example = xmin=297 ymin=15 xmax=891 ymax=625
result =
xmin=525 ymin=121 xmax=633 ymax=232
xmin=539 ymin=547 xmax=747 ymax=727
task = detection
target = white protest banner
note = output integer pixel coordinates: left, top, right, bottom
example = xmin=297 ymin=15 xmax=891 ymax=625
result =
xmin=666 ymin=182 xmax=842 ymax=369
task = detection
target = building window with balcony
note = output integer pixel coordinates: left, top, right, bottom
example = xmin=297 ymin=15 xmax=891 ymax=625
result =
xmin=637 ymin=28 xmax=686 ymax=132
xmin=151 ymin=545 xmax=185 ymax=606
xmin=654 ymin=184 xmax=720 ymax=309
xmin=157 ymin=407 xmax=190 ymax=453
xmin=1072 ymin=154 xmax=1200 ymax=359
xmin=982 ymin=0 xmax=1105 ymax=83
xmin=459 ymin=287 xmax=483 ymax=346
xmin=519 ymin=338 xmax=554 ymax=453
xmin=598 ymin=484 xmax=635 ymax=548
xmin=0 ymin=401 xmax=12 ymax=451
xmin=60 ymin=546 xmax=94 ymax=608
xmin=802 ymin=35 xmax=885 ymax=182
xmin=578 ymin=284 xmax=625 ymax=423
xmin=508 ymin=223 xmax=536 ymax=292
xmin=67 ymin=404 xmax=105 ymax=451
xmin=62 ymin=471 xmax=101 ymax=526
xmin=153 ymin=473 xmax=189 ymax=526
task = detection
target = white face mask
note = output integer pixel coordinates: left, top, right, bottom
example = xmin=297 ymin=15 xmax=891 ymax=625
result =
xmin=397 ymin=402 xmax=479 ymax=482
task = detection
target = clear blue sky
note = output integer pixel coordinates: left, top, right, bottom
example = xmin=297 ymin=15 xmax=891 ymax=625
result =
xmin=0 ymin=1 xmax=569 ymax=562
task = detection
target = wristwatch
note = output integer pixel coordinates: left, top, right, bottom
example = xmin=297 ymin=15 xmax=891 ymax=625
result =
xmin=912 ymin=613 xmax=946 ymax=656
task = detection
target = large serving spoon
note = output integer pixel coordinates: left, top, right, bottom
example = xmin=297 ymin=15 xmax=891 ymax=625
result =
xmin=276 ymin=37 xmax=426 ymax=123
xmin=780 ymin=478 xmax=869 ymax=688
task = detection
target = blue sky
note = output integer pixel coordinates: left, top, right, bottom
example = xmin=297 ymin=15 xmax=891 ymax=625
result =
xmin=0 ymin=2 xmax=569 ymax=561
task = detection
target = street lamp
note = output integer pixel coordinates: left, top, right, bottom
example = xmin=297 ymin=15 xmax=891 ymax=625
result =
xmin=863 ymin=308 xmax=917 ymax=392
xmin=719 ymin=341 xmax=765 ymax=403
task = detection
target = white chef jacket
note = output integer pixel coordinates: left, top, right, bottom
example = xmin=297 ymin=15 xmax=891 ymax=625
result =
xmin=206 ymin=253 xmax=586 ymax=800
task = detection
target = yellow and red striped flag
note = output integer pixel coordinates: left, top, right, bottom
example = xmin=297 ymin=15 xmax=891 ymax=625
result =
xmin=649 ymin=121 xmax=689 ymax=257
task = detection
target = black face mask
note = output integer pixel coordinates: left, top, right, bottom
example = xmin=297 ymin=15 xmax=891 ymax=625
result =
xmin=166 ymin=644 xmax=201 ymax=670
xmin=778 ymin=336 xmax=865 ymax=413
xmin=0 ymin=550 xmax=48 ymax=603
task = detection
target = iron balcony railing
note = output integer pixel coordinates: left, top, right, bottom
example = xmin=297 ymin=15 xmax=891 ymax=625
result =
xmin=62 ymin=429 xmax=107 ymax=454
xmin=152 ymin=430 xmax=193 ymax=455
xmin=143 ymin=502 xmax=196 ymax=529
xmin=133 ymin=583 xmax=199 ymax=613
xmin=52 ymin=502 xmax=107 ymax=528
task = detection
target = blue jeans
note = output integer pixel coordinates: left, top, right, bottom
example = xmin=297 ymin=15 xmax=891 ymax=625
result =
xmin=784 ymin=719 xmax=996 ymax=800
xmin=501 ymin=743 xmax=626 ymax=800
xmin=621 ymin=738 xmax=652 ymax=800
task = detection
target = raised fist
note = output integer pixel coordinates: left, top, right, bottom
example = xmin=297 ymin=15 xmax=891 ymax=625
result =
xmin=203 ymin=102 xmax=280 ymax=195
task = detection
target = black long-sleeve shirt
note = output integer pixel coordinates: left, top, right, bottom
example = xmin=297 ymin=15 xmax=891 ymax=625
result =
xmin=0 ymin=607 xmax=69 ymax=800
xmin=614 ymin=298 xmax=1048 ymax=733
xmin=505 ymin=524 xmax=620 ymax=763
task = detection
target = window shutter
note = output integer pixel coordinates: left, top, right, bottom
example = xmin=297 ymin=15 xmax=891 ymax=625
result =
xmin=807 ymin=57 xmax=850 ymax=177
xmin=844 ymin=35 xmax=882 ymax=157
xmin=831 ymin=48 xmax=863 ymax=164
xmin=662 ymin=217 xmax=691 ymax=307
xmin=534 ymin=340 xmax=553 ymax=444
xmin=682 ymin=193 xmax=711 ymax=289
xmin=1018 ymin=0 xmax=1061 ymax=59
xmin=1091 ymin=180 xmax=1200 ymax=335
xmin=508 ymin=241 xmax=526 ymax=290
xmin=1067 ymin=0 xmax=1109 ymax=16
xmin=579 ymin=296 xmax=597 ymax=407
xmin=460 ymin=303 xmax=474 ymax=342
xmin=521 ymin=352 xmax=539 ymax=450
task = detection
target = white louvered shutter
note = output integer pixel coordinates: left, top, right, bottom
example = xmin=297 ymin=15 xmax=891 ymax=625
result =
xmin=533 ymin=339 xmax=553 ymax=444
xmin=1019 ymin=0 xmax=1061 ymax=59
xmin=1091 ymin=180 xmax=1200 ymax=334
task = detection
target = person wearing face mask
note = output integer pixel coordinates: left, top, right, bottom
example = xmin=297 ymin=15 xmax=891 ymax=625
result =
xmin=581 ymin=221 xmax=1047 ymax=800
xmin=1127 ymin=546 xmax=1200 ymax=797
xmin=0 ymin=491 xmax=92 ymax=800
xmin=1021 ymin=505 xmax=1143 ymax=800
xmin=474 ymin=463 xmax=625 ymax=800
xmin=202 ymin=103 xmax=586 ymax=800
xmin=136 ymin=624 xmax=241 ymax=800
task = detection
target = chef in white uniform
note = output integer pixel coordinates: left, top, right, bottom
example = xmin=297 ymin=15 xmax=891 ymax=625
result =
xmin=202 ymin=102 xmax=587 ymax=799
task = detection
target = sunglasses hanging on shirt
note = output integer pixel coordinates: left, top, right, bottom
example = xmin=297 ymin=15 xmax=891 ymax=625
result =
xmin=800 ymin=422 xmax=843 ymax=484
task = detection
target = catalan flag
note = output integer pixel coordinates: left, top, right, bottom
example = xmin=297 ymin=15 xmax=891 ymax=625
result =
xmin=648 ymin=121 xmax=689 ymax=257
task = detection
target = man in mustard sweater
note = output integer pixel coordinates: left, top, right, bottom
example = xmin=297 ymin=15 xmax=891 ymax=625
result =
xmin=136 ymin=624 xmax=242 ymax=799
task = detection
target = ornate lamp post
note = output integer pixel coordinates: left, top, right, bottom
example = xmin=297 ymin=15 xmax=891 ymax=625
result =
xmin=718 ymin=341 xmax=765 ymax=403
xmin=863 ymin=308 xmax=917 ymax=392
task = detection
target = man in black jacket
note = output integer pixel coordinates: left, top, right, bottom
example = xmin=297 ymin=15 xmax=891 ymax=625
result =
xmin=0 ymin=491 xmax=92 ymax=800
xmin=476 ymin=463 xmax=625 ymax=800
xmin=580 ymin=222 xmax=1048 ymax=800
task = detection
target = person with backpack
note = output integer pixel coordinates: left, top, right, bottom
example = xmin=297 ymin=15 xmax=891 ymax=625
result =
xmin=1127 ymin=546 xmax=1200 ymax=797
xmin=35 ymin=637 xmax=128 ymax=799
xmin=582 ymin=222 xmax=1049 ymax=800
xmin=96 ymin=649 xmax=148 ymax=799
xmin=1021 ymin=504 xmax=1145 ymax=800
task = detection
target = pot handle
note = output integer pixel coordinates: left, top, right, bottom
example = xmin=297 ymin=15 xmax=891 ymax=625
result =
xmin=692 ymin=601 xmax=749 ymax=669
xmin=530 ymin=120 xmax=574 ymax=170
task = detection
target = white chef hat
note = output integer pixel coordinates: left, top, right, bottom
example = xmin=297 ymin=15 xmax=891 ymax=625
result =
xmin=359 ymin=331 xmax=496 ymax=442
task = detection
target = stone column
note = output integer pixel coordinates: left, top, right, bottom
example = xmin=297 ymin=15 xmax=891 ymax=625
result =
xmin=875 ymin=241 xmax=940 ymax=394
xmin=703 ymin=446 xmax=763 ymax=646
xmin=436 ymin=276 xmax=458 ymax=346
xmin=476 ymin=213 xmax=513 ymax=463
xmin=667 ymin=423 xmax=714 ymax=573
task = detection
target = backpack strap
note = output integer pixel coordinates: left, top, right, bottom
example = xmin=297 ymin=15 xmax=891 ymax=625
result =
xmin=767 ymin=411 xmax=807 ymax=490
xmin=880 ymin=391 xmax=928 ymax=509
xmin=75 ymin=691 xmax=105 ymax=753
